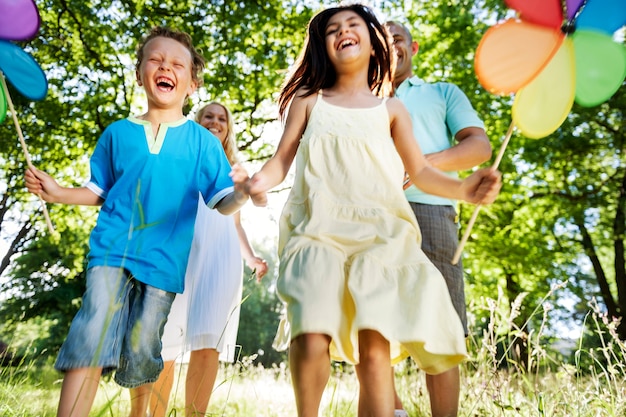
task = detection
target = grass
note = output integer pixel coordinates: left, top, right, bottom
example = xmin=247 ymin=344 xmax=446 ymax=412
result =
xmin=2 ymin=290 xmax=626 ymax=416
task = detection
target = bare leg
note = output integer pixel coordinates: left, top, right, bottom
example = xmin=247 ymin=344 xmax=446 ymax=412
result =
xmin=354 ymin=330 xmax=394 ymax=417
xmin=185 ymin=348 xmax=220 ymax=417
xmin=426 ymin=366 xmax=460 ymax=417
xmin=145 ymin=360 xmax=176 ymax=417
xmin=289 ymin=333 xmax=331 ymax=417
xmin=128 ymin=383 xmax=154 ymax=417
xmin=392 ymin=368 xmax=405 ymax=409
xmin=56 ymin=367 xmax=102 ymax=417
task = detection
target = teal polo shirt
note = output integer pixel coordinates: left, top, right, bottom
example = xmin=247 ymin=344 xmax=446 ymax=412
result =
xmin=395 ymin=76 xmax=484 ymax=206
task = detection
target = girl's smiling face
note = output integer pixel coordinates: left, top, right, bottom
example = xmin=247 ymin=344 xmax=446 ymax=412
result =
xmin=324 ymin=10 xmax=372 ymax=66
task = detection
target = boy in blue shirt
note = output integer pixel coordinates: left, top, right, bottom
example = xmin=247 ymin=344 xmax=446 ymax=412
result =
xmin=24 ymin=26 xmax=263 ymax=417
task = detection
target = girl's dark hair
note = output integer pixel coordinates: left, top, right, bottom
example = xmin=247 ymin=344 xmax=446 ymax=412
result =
xmin=135 ymin=26 xmax=206 ymax=87
xmin=278 ymin=3 xmax=394 ymax=119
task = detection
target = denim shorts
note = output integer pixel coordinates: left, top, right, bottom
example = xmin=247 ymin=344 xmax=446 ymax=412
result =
xmin=409 ymin=202 xmax=468 ymax=335
xmin=55 ymin=266 xmax=176 ymax=388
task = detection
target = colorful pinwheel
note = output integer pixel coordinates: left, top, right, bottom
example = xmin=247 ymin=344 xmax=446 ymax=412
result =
xmin=0 ymin=0 xmax=53 ymax=233
xmin=453 ymin=0 xmax=626 ymax=263
xmin=476 ymin=0 xmax=626 ymax=139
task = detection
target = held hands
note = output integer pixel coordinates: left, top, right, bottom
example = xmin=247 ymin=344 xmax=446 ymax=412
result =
xmin=246 ymin=171 xmax=271 ymax=207
xmin=230 ymin=164 xmax=267 ymax=207
xmin=460 ymin=168 xmax=502 ymax=205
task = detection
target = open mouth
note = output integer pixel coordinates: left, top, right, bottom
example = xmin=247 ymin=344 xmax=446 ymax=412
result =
xmin=338 ymin=38 xmax=357 ymax=50
xmin=156 ymin=76 xmax=174 ymax=91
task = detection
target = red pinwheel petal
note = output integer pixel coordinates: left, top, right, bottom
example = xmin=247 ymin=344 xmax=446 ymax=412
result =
xmin=505 ymin=0 xmax=564 ymax=29
xmin=475 ymin=19 xmax=564 ymax=95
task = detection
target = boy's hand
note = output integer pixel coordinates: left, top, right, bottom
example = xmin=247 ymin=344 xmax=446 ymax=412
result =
xmin=461 ymin=168 xmax=502 ymax=205
xmin=25 ymin=167 xmax=59 ymax=203
xmin=230 ymin=164 xmax=267 ymax=207
xmin=230 ymin=163 xmax=249 ymax=199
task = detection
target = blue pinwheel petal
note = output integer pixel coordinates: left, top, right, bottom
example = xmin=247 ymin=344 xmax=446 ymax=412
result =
xmin=0 ymin=40 xmax=47 ymax=101
xmin=575 ymin=0 xmax=626 ymax=34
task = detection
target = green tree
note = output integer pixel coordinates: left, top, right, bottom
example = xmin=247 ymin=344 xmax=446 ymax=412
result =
xmin=1 ymin=0 xmax=624 ymax=369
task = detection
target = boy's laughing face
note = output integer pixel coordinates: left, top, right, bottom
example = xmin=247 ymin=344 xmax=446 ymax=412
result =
xmin=136 ymin=36 xmax=197 ymax=111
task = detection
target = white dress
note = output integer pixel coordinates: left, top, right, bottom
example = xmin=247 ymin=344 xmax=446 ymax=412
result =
xmin=161 ymin=195 xmax=243 ymax=363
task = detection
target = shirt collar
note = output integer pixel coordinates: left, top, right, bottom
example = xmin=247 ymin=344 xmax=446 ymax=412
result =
xmin=405 ymin=75 xmax=424 ymax=86
xmin=396 ymin=75 xmax=424 ymax=95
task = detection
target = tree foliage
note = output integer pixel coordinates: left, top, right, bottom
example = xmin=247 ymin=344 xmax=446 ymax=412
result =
xmin=0 ymin=0 xmax=624 ymax=366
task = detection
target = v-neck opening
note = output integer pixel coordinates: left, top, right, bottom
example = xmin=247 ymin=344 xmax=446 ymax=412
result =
xmin=128 ymin=116 xmax=187 ymax=154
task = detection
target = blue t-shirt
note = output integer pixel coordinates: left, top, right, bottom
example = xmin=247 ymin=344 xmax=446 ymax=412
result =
xmin=85 ymin=116 xmax=234 ymax=293
xmin=395 ymin=76 xmax=484 ymax=206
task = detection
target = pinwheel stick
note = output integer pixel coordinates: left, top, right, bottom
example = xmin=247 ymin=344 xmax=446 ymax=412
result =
xmin=451 ymin=120 xmax=515 ymax=264
xmin=0 ymin=72 xmax=55 ymax=234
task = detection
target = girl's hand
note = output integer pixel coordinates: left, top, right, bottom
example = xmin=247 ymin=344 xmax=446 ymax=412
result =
xmin=461 ymin=168 xmax=502 ymax=205
xmin=247 ymin=172 xmax=269 ymax=207
xmin=247 ymin=256 xmax=269 ymax=282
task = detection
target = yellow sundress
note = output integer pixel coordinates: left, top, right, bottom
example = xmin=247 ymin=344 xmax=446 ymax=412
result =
xmin=275 ymin=91 xmax=467 ymax=374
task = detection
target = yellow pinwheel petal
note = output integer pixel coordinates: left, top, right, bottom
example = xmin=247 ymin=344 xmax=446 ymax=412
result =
xmin=512 ymin=39 xmax=576 ymax=139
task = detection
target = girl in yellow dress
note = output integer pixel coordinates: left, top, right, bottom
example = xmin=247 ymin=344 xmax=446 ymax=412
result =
xmin=247 ymin=4 xmax=501 ymax=416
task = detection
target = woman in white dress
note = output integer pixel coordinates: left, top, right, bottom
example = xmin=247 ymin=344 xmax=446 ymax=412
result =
xmin=139 ymin=102 xmax=268 ymax=417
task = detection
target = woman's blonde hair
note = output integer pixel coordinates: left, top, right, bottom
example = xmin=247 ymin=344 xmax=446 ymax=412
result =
xmin=195 ymin=102 xmax=238 ymax=165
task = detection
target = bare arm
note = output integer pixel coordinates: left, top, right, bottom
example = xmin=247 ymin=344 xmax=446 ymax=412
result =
xmin=25 ymin=167 xmax=103 ymax=206
xmin=388 ymin=99 xmax=500 ymax=205
xmin=234 ymin=211 xmax=268 ymax=281
xmin=247 ymin=93 xmax=311 ymax=197
xmin=425 ymin=126 xmax=492 ymax=171
xmin=215 ymin=163 xmax=253 ymax=215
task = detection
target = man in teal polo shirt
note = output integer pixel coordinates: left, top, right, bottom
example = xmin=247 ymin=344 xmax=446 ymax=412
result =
xmin=385 ymin=21 xmax=493 ymax=417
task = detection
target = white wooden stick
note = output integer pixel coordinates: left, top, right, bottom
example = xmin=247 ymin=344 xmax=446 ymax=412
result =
xmin=1 ymin=72 xmax=55 ymax=234
xmin=451 ymin=120 xmax=515 ymax=264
